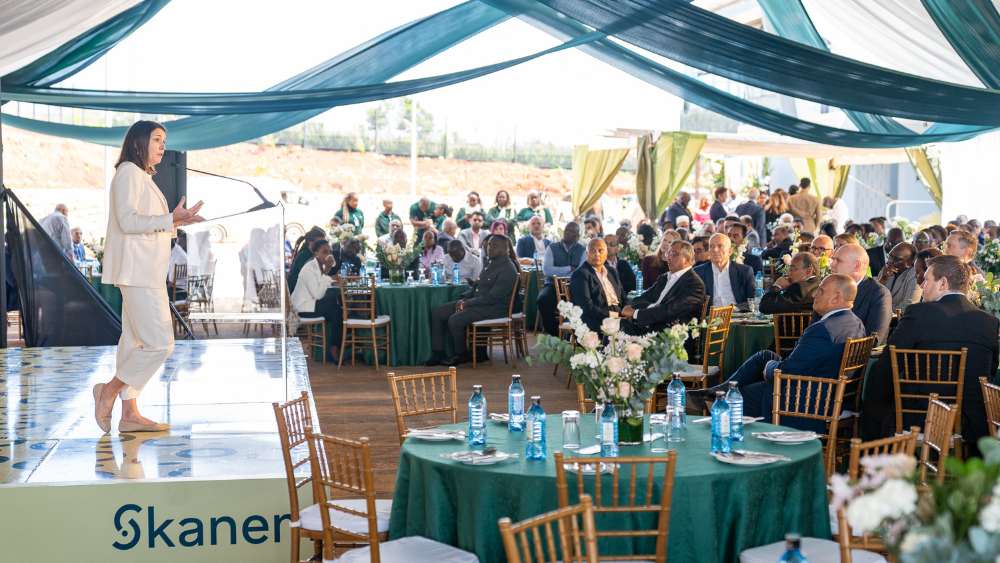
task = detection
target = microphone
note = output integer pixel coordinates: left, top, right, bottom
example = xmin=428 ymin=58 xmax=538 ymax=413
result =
xmin=169 ymin=162 xmax=276 ymax=212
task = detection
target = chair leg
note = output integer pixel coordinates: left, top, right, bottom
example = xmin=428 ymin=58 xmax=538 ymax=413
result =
xmin=371 ymin=328 xmax=379 ymax=371
xmin=338 ymin=326 xmax=347 ymax=370
xmin=471 ymin=327 xmax=477 ymax=370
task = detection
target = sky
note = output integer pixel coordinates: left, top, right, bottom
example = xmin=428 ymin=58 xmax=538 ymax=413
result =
xmin=61 ymin=0 xmax=684 ymax=148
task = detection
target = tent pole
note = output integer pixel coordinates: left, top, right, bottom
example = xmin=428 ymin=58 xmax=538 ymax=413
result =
xmin=1 ymin=76 xmax=7 ymax=349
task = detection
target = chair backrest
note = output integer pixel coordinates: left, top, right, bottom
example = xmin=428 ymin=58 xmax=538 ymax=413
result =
xmin=341 ymin=275 xmax=378 ymax=321
xmin=576 ymin=384 xmax=652 ymax=416
xmin=698 ymin=295 xmax=711 ymax=321
xmin=170 ymin=263 xmax=187 ymax=302
xmin=771 ymin=370 xmax=848 ymax=475
xmin=387 ymin=368 xmax=459 ymax=445
xmin=305 ymin=428 xmax=381 ymax=562
xmin=272 ymin=392 xmax=315 ymax=525
xmin=919 ymin=394 xmax=957 ymax=485
xmin=772 ymin=312 xmax=812 ymax=356
xmin=498 ymin=495 xmax=599 ymax=563
xmin=534 ymin=258 xmax=544 ymax=292
xmin=554 ymin=451 xmax=677 ymax=563
xmin=981 ymin=377 xmax=1000 ymax=439
xmin=836 ymin=506 xmax=886 ymax=562
xmin=507 ymin=273 xmax=522 ymax=318
xmin=554 ymin=276 xmax=571 ymax=302
xmin=78 ymin=264 xmax=93 ymax=282
xmin=894 ymin=308 xmax=902 ymax=322
xmin=847 ymin=430 xmax=919 ymax=481
xmin=518 ymin=270 xmax=532 ymax=310
xmin=837 ymin=334 xmax=878 ymax=413
xmin=699 ymin=305 xmax=734 ymax=375
xmin=889 ymin=346 xmax=967 ymax=435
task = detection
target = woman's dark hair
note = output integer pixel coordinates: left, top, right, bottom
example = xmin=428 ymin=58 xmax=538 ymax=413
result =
xmin=423 ymin=230 xmax=437 ymax=249
xmin=115 ymin=120 xmax=166 ymax=175
xmin=294 ymin=226 xmax=327 ymax=255
xmin=819 ymin=223 xmax=837 ymax=239
xmin=437 ymin=203 xmax=453 ymax=217
xmin=467 ymin=191 xmax=480 ymax=205
xmin=309 ymin=238 xmax=331 ymax=254
xmin=494 ymin=190 xmax=510 ymax=207
xmin=637 ymin=223 xmax=656 ymax=246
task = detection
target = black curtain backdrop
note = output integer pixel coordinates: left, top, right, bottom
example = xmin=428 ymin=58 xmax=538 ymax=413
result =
xmin=4 ymin=189 xmax=122 ymax=346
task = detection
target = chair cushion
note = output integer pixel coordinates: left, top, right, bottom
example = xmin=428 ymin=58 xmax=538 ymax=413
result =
xmin=173 ymin=299 xmax=187 ymax=306
xmin=511 ymin=313 xmax=524 ymax=319
xmin=560 ymin=322 xmax=572 ymax=330
xmin=678 ymin=365 xmax=720 ymax=380
xmin=333 ymin=535 xmax=479 ymax=563
xmin=345 ymin=315 xmax=391 ymax=326
xmin=839 ymin=410 xmax=855 ymax=420
xmin=740 ymin=537 xmax=886 ymax=563
xmin=472 ymin=317 xmax=511 ymax=325
xmin=299 ymin=499 xmax=393 ymax=534
xmin=301 ymin=317 xmax=326 ymax=323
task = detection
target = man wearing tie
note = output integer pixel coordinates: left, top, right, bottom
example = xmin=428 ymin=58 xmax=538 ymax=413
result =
xmin=694 ymin=234 xmax=755 ymax=311
xmin=620 ymin=240 xmax=705 ymax=335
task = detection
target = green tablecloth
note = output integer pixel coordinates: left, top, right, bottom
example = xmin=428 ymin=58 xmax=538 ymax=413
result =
xmin=389 ymin=415 xmax=829 ymax=563
xmin=523 ymin=269 xmax=541 ymax=329
xmin=90 ymin=274 xmax=122 ymax=317
xmin=721 ymin=322 xmax=775 ymax=378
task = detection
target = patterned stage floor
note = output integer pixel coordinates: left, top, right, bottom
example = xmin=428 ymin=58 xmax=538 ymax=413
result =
xmin=0 ymin=338 xmax=312 ymax=485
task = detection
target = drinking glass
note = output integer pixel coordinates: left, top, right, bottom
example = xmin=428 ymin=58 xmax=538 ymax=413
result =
xmin=649 ymin=414 xmax=668 ymax=452
xmin=562 ymin=410 xmax=581 ymax=450
xmin=666 ymin=406 xmax=685 ymax=443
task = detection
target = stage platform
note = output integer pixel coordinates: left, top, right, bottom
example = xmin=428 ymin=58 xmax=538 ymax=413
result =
xmin=0 ymin=338 xmax=314 ymax=562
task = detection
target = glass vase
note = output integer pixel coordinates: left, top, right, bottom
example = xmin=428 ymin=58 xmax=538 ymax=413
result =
xmin=617 ymin=403 xmax=644 ymax=446
xmin=388 ymin=268 xmax=405 ymax=285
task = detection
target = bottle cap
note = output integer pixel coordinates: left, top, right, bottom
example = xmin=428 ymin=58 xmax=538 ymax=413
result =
xmin=531 ymin=396 xmax=541 ymax=404
xmin=672 ymin=373 xmax=681 ymax=380
xmin=716 ymin=390 xmax=726 ymax=399
xmin=728 ymin=381 xmax=737 ymax=389
xmin=473 ymin=385 xmax=482 ymax=393
xmin=512 ymin=374 xmax=520 ymax=381
xmin=785 ymin=534 xmax=801 ymax=549
xmin=604 ymin=399 xmax=614 ymax=407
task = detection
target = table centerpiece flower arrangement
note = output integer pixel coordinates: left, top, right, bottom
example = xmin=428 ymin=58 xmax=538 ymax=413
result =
xmin=971 ymin=273 xmax=1000 ymax=326
xmin=329 ymin=224 xmax=371 ymax=255
xmin=975 ymin=237 xmax=1000 ymax=278
xmin=529 ymin=301 xmax=701 ymax=444
xmin=892 ymin=217 xmax=921 ymax=241
xmin=85 ymin=237 xmax=105 ymax=271
xmin=831 ymin=437 xmax=1000 ymax=563
xmin=620 ymin=232 xmax=662 ymax=271
xmin=374 ymin=239 xmax=423 ymax=285
xmin=730 ymin=238 xmax=748 ymax=265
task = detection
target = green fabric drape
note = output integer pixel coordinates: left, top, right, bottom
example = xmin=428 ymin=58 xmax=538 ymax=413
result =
xmin=905 ymin=147 xmax=944 ymax=209
xmin=571 ymin=145 xmax=630 ymax=216
xmin=635 ymin=134 xmax=656 ymax=220
xmin=832 ymin=165 xmax=851 ymax=199
xmin=788 ymin=158 xmax=849 ymax=199
xmin=787 ymin=158 xmax=821 ymax=197
xmin=651 ymin=131 xmax=706 ymax=218
xmin=922 ymin=0 xmax=1000 ymax=89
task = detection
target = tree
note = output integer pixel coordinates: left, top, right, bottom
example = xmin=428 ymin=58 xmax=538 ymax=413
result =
xmin=396 ymin=96 xmax=435 ymax=139
xmin=366 ymin=101 xmax=391 ymax=151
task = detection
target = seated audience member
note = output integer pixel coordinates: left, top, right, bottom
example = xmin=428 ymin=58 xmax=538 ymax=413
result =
xmin=375 ymin=198 xmax=401 ymax=238
xmin=570 ymin=239 xmax=626 ymax=333
xmin=676 ymin=216 xmax=691 ymax=233
xmin=945 ymin=230 xmax=985 ymax=276
xmin=167 ymin=230 xmax=188 ymax=299
xmin=828 ymin=244 xmax=892 ymax=345
xmin=876 ymin=242 xmax=921 ymax=314
xmin=809 ymin=235 xmax=834 ymax=261
xmin=834 ymin=233 xmax=858 ymax=251
xmin=620 ymin=219 xmax=632 ymax=230
xmin=761 ymin=226 xmax=793 ymax=261
xmin=759 ymin=252 xmax=820 ymax=314
xmin=605 ymin=233 xmax=636 ymax=294
xmin=863 ymin=255 xmax=1000 ymax=456
xmin=914 ymin=248 xmax=943 ymax=286
xmin=536 ymin=222 xmax=586 ymax=336
xmin=741 ymin=215 xmax=761 ymax=249
xmin=517 ymin=189 xmax=553 ymax=224
xmin=675 ymin=227 xmax=690 ymax=242
xmin=913 ymin=230 xmax=935 ymax=252
xmin=692 ymin=235 xmax=710 ymax=267
xmin=419 ymin=231 xmax=445 ymax=276
xmin=688 ymin=275 xmax=866 ymax=433
xmin=694 ymin=234 xmax=755 ymax=310
xmin=583 ymin=218 xmax=602 ymax=239
xmin=516 ymin=214 xmax=550 ymax=263
xmin=620 ymin=241 xmax=705 ymax=335
xmin=291 ymin=239 xmax=346 ymax=362
xmin=458 ymin=211 xmax=486 ymax=255
xmin=288 ymin=227 xmax=328 ymax=293
xmin=727 ymin=223 xmax=763 ymax=274
xmin=330 ymin=237 xmax=364 ymax=277
xmin=443 ymin=240 xmax=483 ymax=286
xmin=636 ymin=223 xmax=657 ymax=246
xmin=845 ymin=223 xmax=865 ymax=240
xmin=387 ymin=229 xmax=420 ymax=277
xmin=640 ymin=235 xmax=674 ymax=290
xmin=425 ymin=235 xmax=519 ymax=367
xmin=377 ymin=219 xmax=404 ymax=246
xmin=701 ymin=221 xmax=716 ymax=236
xmin=818 ymin=222 xmax=838 ymax=240
xmin=867 ymin=228 xmax=904 ymax=278
xmin=798 ymin=232 xmax=816 ymax=245
xmin=437 ymin=219 xmax=459 ymax=251
xmin=792 ymin=218 xmax=806 ymax=233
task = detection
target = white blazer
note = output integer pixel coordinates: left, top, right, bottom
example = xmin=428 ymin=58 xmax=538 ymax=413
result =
xmin=291 ymin=258 xmax=331 ymax=313
xmin=102 ymin=162 xmax=175 ymax=288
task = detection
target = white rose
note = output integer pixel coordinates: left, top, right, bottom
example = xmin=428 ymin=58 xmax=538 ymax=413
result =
xmin=626 ymin=343 xmax=643 ymax=361
xmin=582 ymin=332 xmax=600 ymax=350
xmin=899 ymin=532 xmax=931 ymax=554
xmin=845 ymin=495 xmax=883 ymax=533
xmin=981 ymin=497 xmax=1000 ymax=533
xmin=601 ymin=317 xmax=621 ymax=335
xmin=605 ymin=357 xmax=625 ymax=374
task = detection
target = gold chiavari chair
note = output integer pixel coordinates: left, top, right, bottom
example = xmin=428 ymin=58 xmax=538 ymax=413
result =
xmin=772 ymin=371 xmax=848 ymax=476
xmin=512 ymin=269 xmax=532 ymax=357
xmin=273 ymin=392 xmax=323 ymax=562
xmin=387 ymin=368 xmax=459 ymax=445
xmin=170 ymin=263 xmax=189 ymax=335
xmin=980 ymin=377 xmax=1000 ymax=439
xmin=466 ymin=274 xmax=521 ymax=369
xmin=554 ymin=451 xmax=677 ymax=563
xmin=890 ymin=346 xmax=968 ymax=459
xmin=533 ymin=257 xmax=545 ymax=335
xmin=340 ymin=274 xmax=391 ymax=370
xmin=919 ymin=394 xmax=957 ymax=486
xmin=772 ymin=312 xmax=812 ymax=356
xmin=552 ymin=276 xmax=573 ymax=379
xmin=834 ymin=335 xmax=879 ymax=464
xmin=498 ymin=495 xmax=599 ymax=563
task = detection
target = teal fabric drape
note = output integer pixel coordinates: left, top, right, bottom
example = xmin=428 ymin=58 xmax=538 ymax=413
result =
xmin=1 ymin=32 xmax=601 ymax=115
xmin=2 ymin=0 xmax=170 ymax=88
xmin=922 ymin=0 xmax=1000 ymax=88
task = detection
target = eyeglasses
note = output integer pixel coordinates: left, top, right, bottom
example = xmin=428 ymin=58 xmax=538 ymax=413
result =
xmin=606 ymin=242 xmax=619 ymax=247
xmin=810 ymin=246 xmax=832 ymax=252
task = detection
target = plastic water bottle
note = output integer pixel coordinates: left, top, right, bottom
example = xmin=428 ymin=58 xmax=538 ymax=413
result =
xmin=600 ymin=400 xmax=619 ymax=458
xmin=340 ymin=262 xmax=348 ymax=277
xmin=635 ymin=272 xmax=644 ymax=296
xmin=666 ymin=374 xmax=686 ymax=428
xmin=727 ymin=381 xmax=744 ymax=442
xmin=778 ymin=534 xmax=809 ymax=563
xmin=710 ymin=391 xmax=731 ymax=454
xmin=508 ymin=375 xmax=525 ymax=431
xmin=755 ymin=271 xmax=763 ymax=292
xmin=431 ymin=264 xmax=439 ymax=287
xmin=453 ymin=263 xmax=460 ymax=285
xmin=469 ymin=385 xmax=486 ymax=446
xmin=360 ymin=264 xmax=367 ymax=278
xmin=374 ymin=263 xmax=381 ymax=285
xmin=754 ymin=286 xmax=764 ymax=319
xmin=533 ymin=250 xmax=538 ymax=263
xmin=525 ymin=396 xmax=546 ymax=460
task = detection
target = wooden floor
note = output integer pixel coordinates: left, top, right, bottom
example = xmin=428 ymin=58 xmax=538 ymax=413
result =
xmin=306 ymin=334 xmax=580 ymax=497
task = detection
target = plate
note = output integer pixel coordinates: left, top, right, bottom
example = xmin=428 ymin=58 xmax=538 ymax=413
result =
xmin=563 ymin=462 xmax=619 ymax=475
xmin=753 ymin=431 xmax=817 ymax=445
xmin=692 ymin=416 xmax=761 ymax=425
xmin=405 ymin=431 xmax=465 ymax=441
xmin=440 ymin=451 xmax=518 ymax=465
xmin=488 ymin=413 xmax=510 ymax=422
xmin=712 ymin=452 xmax=783 ymax=465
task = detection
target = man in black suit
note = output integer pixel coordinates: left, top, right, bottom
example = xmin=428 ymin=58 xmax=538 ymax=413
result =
xmin=710 ymin=186 xmax=728 ymax=223
xmin=761 ymin=226 xmax=793 ymax=262
xmin=866 ymin=228 xmax=904 ymax=278
xmin=735 ymin=187 xmax=766 ymax=244
xmin=436 ymin=219 xmax=458 ymax=251
xmin=606 ymin=232 xmax=636 ymax=294
xmin=570 ymin=239 xmax=627 ymax=333
xmin=694 ymin=234 xmax=756 ymax=310
xmin=692 ymin=236 xmax=711 ymax=267
xmin=828 ymin=244 xmax=892 ymax=345
xmin=727 ymin=224 xmax=763 ymax=274
xmin=862 ymin=255 xmax=1000 ymax=456
xmin=759 ymin=252 xmax=820 ymax=314
xmin=620 ymin=240 xmax=706 ymax=335
xmin=664 ymin=192 xmax=692 ymax=226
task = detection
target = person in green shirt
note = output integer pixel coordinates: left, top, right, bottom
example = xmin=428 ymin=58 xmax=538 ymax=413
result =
xmin=485 ymin=189 xmax=516 ymax=235
xmin=287 ymin=226 xmax=328 ymax=293
xmin=333 ymin=192 xmax=364 ymax=235
xmin=409 ymin=197 xmax=436 ymax=240
xmin=433 ymin=203 xmax=453 ymax=232
xmin=515 ymin=189 xmax=553 ymax=225
xmin=455 ymin=191 xmax=483 ymax=230
xmin=374 ymin=198 xmax=401 ymax=237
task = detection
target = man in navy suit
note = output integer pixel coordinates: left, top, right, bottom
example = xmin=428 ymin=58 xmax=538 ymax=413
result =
xmin=620 ymin=240 xmax=705 ymax=335
xmin=606 ymin=232 xmax=636 ymax=294
xmin=694 ymin=234 xmax=755 ymax=311
xmin=710 ymin=186 xmax=728 ymax=223
xmin=515 ymin=214 xmax=551 ymax=261
xmin=688 ymin=274 xmax=867 ymax=433
xmin=570 ymin=239 xmax=627 ymax=333
xmin=664 ymin=192 xmax=693 ymax=226
xmin=735 ymin=187 xmax=766 ymax=244
xmin=727 ymin=223 xmax=763 ymax=274
xmin=826 ymin=244 xmax=892 ymax=345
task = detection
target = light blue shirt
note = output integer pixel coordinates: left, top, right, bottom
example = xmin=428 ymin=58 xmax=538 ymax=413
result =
xmin=542 ymin=242 xmax=587 ymax=284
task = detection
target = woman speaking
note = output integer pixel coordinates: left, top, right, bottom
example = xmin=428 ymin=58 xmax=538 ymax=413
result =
xmin=94 ymin=121 xmax=204 ymax=433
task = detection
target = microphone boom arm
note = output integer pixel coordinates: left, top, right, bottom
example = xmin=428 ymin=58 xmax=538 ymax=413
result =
xmin=170 ymin=162 xmax=275 ymax=210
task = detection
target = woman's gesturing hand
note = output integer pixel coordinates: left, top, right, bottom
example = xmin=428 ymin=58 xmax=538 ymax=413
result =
xmin=172 ymin=197 xmax=205 ymax=226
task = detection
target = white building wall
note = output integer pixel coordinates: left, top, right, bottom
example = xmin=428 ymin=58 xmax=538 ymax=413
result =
xmin=940 ymin=131 xmax=1000 ymax=224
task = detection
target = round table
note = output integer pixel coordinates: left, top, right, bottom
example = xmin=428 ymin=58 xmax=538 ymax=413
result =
xmin=722 ymin=322 xmax=775 ymax=378
xmin=89 ymin=274 xmax=122 ymax=316
xmin=388 ymin=415 xmax=830 ymax=563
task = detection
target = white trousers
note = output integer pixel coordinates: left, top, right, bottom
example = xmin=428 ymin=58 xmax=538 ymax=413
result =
xmin=115 ymin=286 xmax=175 ymax=400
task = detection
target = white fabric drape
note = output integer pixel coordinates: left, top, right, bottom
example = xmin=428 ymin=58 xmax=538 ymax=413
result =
xmin=801 ymin=0 xmax=985 ymax=88
xmin=0 ymin=0 xmax=139 ymax=76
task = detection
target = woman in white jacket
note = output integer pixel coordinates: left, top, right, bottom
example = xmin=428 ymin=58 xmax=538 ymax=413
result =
xmin=291 ymin=239 xmax=343 ymax=362
xmin=94 ymin=121 xmax=204 ymax=433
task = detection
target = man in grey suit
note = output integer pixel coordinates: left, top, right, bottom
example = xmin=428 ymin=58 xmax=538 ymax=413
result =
xmin=876 ymin=242 xmax=922 ymax=314
xmin=425 ymin=235 xmax=518 ymax=367
xmin=458 ymin=211 xmax=486 ymax=256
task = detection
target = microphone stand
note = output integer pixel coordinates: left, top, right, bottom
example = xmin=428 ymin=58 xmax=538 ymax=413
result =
xmin=169 ymin=162 xmax=276 ymax=213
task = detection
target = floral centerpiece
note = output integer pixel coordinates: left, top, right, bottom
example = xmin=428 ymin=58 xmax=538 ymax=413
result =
xmin=858 ymin=233 xmax=879 ymax=250
xmin=84 ymin=237 xmax=105 ymax=265
xmin=530 ymin=301 xmax=700 ymax=444
xmin=730 ymin=238 xmax=748 ymax=265
xmin=892 ymin=216 xmax=921 ymax=241
xmin=976 ymin=237 xmax=1000 ymax=278
xmin=328 ymin=225 xmax=370 ymax=255
xmin=620 ymin=232 xmax=662 ymax=271
xmin=374 ymin=239 xmax=423 ymax=284
xmin=971 ymin=273 xmax=1000 ymax=325
xmin=831 ymin=437 xmax=1000 ymax=562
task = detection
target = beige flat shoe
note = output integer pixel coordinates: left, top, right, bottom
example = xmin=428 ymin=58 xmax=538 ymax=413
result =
xmin=119 ymin=420 xmax=170 ymax=433
xmin=93 ymin=384 xmax=111 ymax=433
